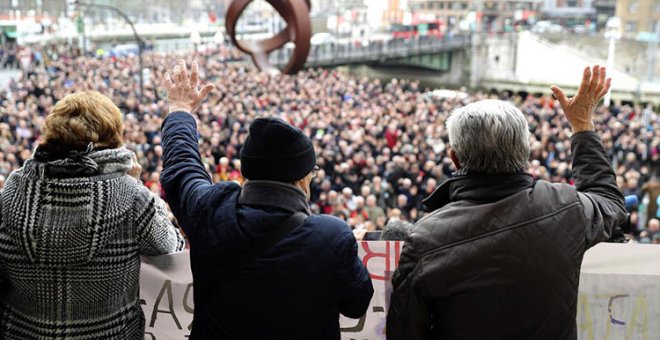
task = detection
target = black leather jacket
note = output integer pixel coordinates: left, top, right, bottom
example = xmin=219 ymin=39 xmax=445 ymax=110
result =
xmin=387 ymin=131 xmax=627 ymax=340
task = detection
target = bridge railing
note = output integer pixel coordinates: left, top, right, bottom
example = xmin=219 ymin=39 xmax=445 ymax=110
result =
xmin=270 ymin=34 xmax=470 ymax=68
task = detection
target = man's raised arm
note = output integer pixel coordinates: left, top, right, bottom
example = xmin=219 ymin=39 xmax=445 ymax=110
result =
xmin=160 ymin=60 xmax=216 ymax=233
xmin=551 ymin=65 xmax=627 ymax=247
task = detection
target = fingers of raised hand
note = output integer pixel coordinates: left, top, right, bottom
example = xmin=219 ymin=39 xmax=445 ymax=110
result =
xmin=588 ymin=65 xmax=601 ymax=94
xmin=593 ymin=66 xmax=607 ymax=97
xmin=172 ymin=65 xmax=182 ymax=84
xmin=199 ymin=83 xmax=215 ymax=100
xmin=598 ymin=77 xmax=612 ymax=99
xmin=191 ymin=62 xmax=199 ymax=87
xmin=162 ymin=72 xmax=174 ymax=90
xmin=589 ymin=65 xmax=607 ymax=97
xmin=177 ymin=60 xmax=188 ymax=84
xmin=550 ymin=85 xmax=570 ymax=110
xmin=576 ymin=66 xmax=591 ymax=97
xmin=173 ymin=64 xmax=186 ymax=85
xmin=598 ymin=66 xmax=606 ymax=91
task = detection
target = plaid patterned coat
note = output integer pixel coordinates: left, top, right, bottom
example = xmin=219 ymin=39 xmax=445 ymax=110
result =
xmin=0 ymin=147 xmax=184 ymax=340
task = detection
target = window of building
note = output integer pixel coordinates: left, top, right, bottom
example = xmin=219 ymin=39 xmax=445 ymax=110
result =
xmin=461 ymin=2 xmax=468 ymax=10
xmin=656 ymin=2 xmax=660 ymax=13
xmin=629 ymin=1 xmax=639 ymax=13
xmin=566 ymin=0 xmax=578 ymax=7
xmin=651 ymin=21 xmax=659 ymax=33
xmin=626 ymin=21 xmax=637 ymax=32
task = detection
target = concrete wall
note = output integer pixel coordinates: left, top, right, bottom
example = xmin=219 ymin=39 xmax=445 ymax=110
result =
xmin=472 ymin=32 xmax=660 ymax=103
xmin=540 ymin=33 xmax=660 ymax=82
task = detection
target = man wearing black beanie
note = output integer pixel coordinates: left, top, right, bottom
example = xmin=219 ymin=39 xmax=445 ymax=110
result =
xmin=159 ymin=60 xmax=374 ymax=340
xmin=240 ymin=116 xmax=317 ymax=185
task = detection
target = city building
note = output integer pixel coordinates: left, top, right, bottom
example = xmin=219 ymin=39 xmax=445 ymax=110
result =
xmin=540 ymin=0 xmax=597 ymax=23
xmin=408 ymin=0 xmax=543 ymax=33
xmin=615 ymin=0 xmax=660 ymax=38
xmin=592 ymin=0 xmax=616 ymax=30
xmin=384 ymin=0 xmax=407 ymax=26
xmin=593 ymin=0 xmax=616 ymax=18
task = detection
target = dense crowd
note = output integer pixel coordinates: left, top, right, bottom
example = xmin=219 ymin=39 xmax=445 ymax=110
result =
xmin=1 ymin=42 xmax=659 ymax=243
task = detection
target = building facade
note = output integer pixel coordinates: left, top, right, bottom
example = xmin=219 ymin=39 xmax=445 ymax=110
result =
xmin=541 ymin=0 xmax=596 ymax=17
xmin=616 ymin=0 xmax=660 ymax=37
xmin=593 ymin=0 xmax=616 ymax=18
xmin=409 ymin=0 xmax=543 ymax=32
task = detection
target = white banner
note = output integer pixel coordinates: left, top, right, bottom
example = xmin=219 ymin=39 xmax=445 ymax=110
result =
xmin=140 ymin=242 xmax=660 ymax=340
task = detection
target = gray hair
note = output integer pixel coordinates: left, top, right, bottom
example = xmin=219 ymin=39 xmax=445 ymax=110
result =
xmin=447 ymin=99 xmax=529 ymax=175
xmin=381 ymin=219 xmax=414 ymax=241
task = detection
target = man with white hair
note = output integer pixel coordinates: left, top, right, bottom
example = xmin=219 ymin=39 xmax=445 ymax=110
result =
xmin=387 ymin=66 xmax=627 ymax=339
xmin=342 ymin=187 xmax=357 ymax=211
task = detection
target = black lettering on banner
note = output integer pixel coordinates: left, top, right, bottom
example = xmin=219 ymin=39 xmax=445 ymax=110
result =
xmin=608 ymin=294 xmax=629 ymax=325
xmin=341 ymin=305 xmax=386 ymax=337
xmin=341 ymin=313 xmax=366 ymax=333
xmin=144 ymin=332 xmax=157 ymax=340
xmin=183 ymin=283 xmax=194 ymax=331
xmin=149 ymin=279 xmax=183 ymax=330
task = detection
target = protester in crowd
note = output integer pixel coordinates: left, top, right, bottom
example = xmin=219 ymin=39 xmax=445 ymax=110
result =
xmin=364 ymin=194 xmax=386 ymax=226
xmin=0 ymin=44 xmax=657 ymax=241
xmin=0 ymin=91 xmax=185 ymax=339
xmin=641 ymin=173 xmax=660 ymax=222
xmin=643 ymin=218 xmax=660 ymax=243
xmin=159 ymin=60 xmax=373 ymax=340
xmin=380 ymin=219 xmax=414 ymax=241
xmin=387 ymin=66 xmax=628 ymax=339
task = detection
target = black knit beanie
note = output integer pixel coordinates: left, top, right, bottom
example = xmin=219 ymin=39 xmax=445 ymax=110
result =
xmin=240 ymin=117 xmax=316 ymax=182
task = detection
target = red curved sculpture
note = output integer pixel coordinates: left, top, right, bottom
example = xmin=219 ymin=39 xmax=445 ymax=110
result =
xmin=225 ymin=0 xmax=312 ymax=75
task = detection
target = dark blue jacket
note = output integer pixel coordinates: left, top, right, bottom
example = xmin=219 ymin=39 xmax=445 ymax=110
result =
xmin=161 ymin=112 xmax=374 ymax=340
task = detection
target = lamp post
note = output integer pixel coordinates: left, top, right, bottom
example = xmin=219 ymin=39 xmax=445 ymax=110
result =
xmin=648 ymin=21 xmax=659 ymax=82
xmin=603 ymin=17 xmax=621 ymax=107
xmin=75 ymin=0 xmax=144 ymax=103
xmin=190 ymin=31 xmax=202 ymax=52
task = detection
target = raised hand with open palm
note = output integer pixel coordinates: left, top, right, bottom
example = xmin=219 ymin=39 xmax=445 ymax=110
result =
xmin=162 ymin=59 xmax=215 ymax=114
xmin=550 ymin=65 xmax=611 ymax=133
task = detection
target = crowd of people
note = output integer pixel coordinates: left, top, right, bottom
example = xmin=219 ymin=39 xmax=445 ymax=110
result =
xmin=0 ymin=42 xmax=659 ymax=243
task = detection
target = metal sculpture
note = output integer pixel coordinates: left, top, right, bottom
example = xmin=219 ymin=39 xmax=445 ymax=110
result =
xmin=225 ymin=0 xmax=312 ymax=75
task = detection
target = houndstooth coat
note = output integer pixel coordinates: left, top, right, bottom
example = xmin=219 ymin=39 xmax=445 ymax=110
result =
xmin=0 ymin=146 xmax=185 ymax=340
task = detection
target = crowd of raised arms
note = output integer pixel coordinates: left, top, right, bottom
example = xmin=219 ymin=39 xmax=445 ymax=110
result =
xmin=0 ymin=42 xmax=659 ymax=243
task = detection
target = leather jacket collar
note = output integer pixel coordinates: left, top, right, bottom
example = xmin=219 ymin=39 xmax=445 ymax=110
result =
xmin=423 ymin=172 xmax=535 ymax=210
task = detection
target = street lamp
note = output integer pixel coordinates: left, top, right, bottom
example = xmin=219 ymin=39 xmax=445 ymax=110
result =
xmin=213 ymin=31 xmax=225 ymax=45
xmin=190 ymin=31 xmax=202 ymax=51
xmin=603 ymin=17 xmax=621 ymax=107
xmin=74 ymin=0 xmax=144 ymax=103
